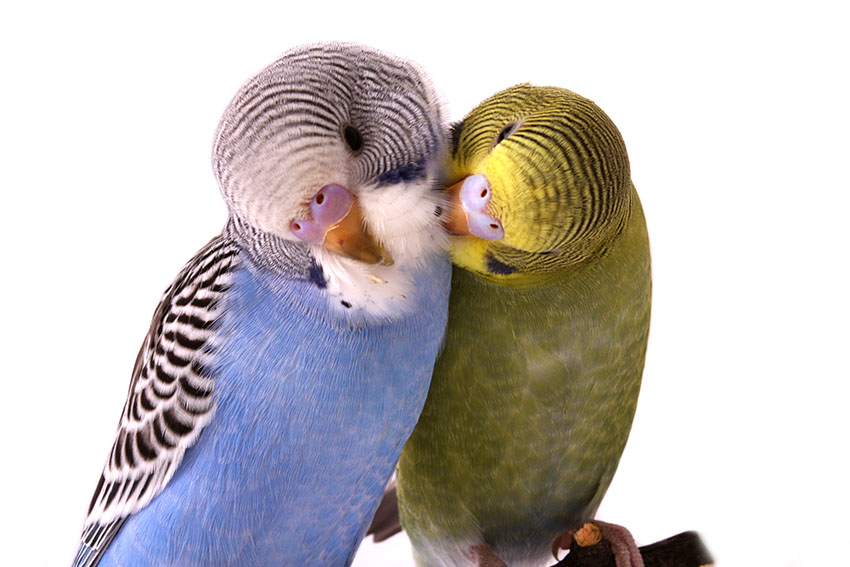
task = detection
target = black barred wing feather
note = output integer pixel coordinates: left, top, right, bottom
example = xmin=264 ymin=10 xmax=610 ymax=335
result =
xmin=72 ymin=237 xmax=240 ymax=567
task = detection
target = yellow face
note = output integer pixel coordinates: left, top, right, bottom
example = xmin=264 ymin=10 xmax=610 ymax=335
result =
xmin=444 ymin=85 xmax=632 ymax=282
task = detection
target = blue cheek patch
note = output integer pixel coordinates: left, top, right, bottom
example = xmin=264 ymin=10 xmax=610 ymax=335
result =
xmin=378 ymin=158 xmax=426 ymax=185
xmin=486 ymin=255 xmax=517 ymax=275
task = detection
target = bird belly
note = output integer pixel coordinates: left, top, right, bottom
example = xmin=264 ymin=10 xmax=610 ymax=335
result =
xmin=101 ymin=259 xmax=450 ymax=567
xmin=400 ymin=255 xmax=649 ymax=567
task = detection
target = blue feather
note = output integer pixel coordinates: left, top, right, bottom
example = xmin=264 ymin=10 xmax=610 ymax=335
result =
xmin=377 ymin=158 xmax=427 ymax=185
xmin=98 ymin=254 xmax=450 ymax=566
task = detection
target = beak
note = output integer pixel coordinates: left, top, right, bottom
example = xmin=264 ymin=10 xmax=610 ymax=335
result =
xmin=441 ymin=174 xmax=505 ymax=241
xmin=323 ymin=197 xmax=393 ymax=265
xmin=290 ymin=184 xmax=393 ymax=266
xmin=442 ymin=178 xmax=472 ymax=236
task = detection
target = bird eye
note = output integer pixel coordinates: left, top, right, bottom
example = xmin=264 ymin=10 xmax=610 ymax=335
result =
xmin=343 ymin=125 xmax=363 ymax=152
xmin=495 ymin=121 xmax=522 ymax=146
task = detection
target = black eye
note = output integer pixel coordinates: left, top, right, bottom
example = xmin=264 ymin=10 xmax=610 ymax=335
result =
xmin=495 ymin=121 xmax=522 ymax=146
xmin=343 ymin=125 xmax=363 ymax=152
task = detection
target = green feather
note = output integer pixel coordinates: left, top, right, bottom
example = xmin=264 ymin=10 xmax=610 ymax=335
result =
xmin=397 ymin=85 xmax=651 ymax=567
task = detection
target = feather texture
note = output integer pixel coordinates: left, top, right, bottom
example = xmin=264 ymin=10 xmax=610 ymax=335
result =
xmin=396 ymin=85 xmax=651 ymax=567
xmin=70 ymin=42 xmax=450 ymax=567
xmin=74 ymin=237 xmax=238 ymax=567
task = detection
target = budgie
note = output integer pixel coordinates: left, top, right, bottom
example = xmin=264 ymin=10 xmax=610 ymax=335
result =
xmin=392 ymin=84 xmax=652 ymax=567
xmin=70 ymin=42 xmax=450 ymax=567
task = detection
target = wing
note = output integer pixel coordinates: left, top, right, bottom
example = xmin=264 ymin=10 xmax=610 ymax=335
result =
xmin=71 ymin=236 xmax=240 ymax=567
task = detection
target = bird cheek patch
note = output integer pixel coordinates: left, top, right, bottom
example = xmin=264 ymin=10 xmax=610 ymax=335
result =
xmin=486 ymin=255 xmax=517 ymax=276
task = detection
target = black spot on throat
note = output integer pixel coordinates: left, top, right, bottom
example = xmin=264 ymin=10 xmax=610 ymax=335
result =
xmin=308 ymin=260 xmax=327 ymax=289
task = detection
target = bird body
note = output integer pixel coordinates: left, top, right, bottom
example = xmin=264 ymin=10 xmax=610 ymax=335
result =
xmin=396 ymin=85 xmax=651 ymax=567
xmin=95 ymin=232 xmax=450 ymax=567
xmin=72 ymin=43 xmax=450 ymax=567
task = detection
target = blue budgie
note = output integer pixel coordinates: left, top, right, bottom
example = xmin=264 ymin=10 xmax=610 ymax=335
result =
xmin=70 ymin=43 xmax=450 ymax=567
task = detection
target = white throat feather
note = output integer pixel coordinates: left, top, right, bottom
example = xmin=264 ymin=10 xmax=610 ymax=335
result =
xmin=314 ymin=180 xmax=447 ymax=320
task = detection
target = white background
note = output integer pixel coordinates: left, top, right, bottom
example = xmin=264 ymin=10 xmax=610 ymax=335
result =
xmin=2 ymin=2 xmax=847 ymax=566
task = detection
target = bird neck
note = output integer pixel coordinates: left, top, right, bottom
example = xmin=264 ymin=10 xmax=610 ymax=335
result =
xmin=456 ymin=188 xmax=650 ymax=298
xmin=224 ymin=215 xmax=314 ymax=278
xmin=225 ymin=215 xmax=450 ymax=325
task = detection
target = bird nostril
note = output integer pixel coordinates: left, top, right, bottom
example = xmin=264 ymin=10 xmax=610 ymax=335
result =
xmin=316 ymin=193 xmax=325 ymax=205
xmin=292 ymin=222 xmax=302 ymax=231
xmin=490 ymin=223 xmax=499 ymax=230
xmin=480 ymin=189 xmax=488 ymax=199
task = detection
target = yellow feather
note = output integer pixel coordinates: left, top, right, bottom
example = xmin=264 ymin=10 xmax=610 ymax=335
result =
xmin=445 ymin=84 xmax=631 ymax=281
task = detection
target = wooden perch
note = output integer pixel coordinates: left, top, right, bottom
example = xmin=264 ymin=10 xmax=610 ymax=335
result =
xmin=553 ymin=523 xmax=714 ymax=567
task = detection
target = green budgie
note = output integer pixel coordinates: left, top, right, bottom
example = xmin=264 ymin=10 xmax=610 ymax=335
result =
xmin=394 ymin=84 xmax=652 ymax=567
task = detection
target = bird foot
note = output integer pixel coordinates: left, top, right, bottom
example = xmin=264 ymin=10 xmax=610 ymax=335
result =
xmin=553 ymin=521 xmax=644 ymax=567
xmin=595 ymin=521 xmax=644 ymax=567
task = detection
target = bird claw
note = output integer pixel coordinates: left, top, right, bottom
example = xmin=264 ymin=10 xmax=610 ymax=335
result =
xmin=552 ymin=521 xmax=644 ymax=567
xmin=553 ymin=527 xmax=577 ymax=559
xmin=595 ymin=521 xmax=643 ymax=567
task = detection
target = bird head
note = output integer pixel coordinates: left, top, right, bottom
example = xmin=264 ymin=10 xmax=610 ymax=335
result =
xmin=212 ymin=43 xmax=446 ymax=273
xmin=442 ymin=84 xmax=632 ymax=283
